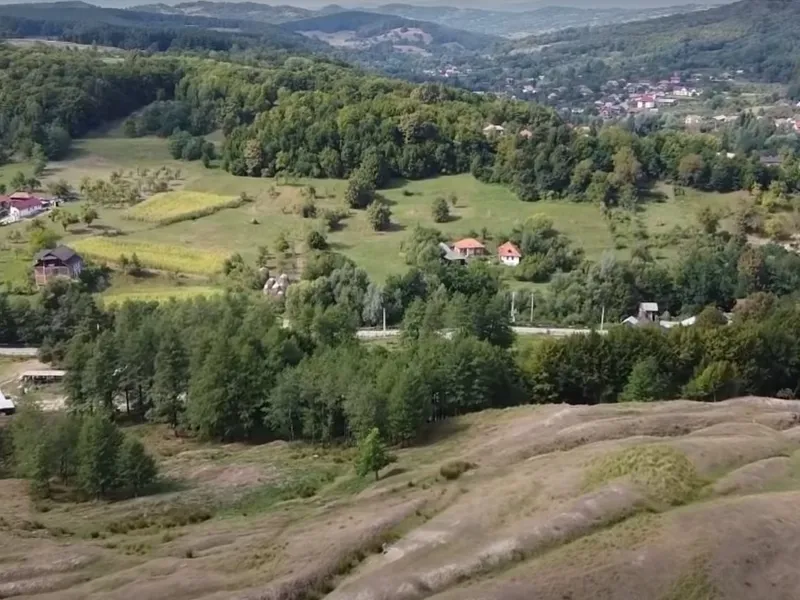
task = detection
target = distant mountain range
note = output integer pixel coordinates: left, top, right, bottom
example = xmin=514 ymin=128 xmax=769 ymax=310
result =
xmin=368 ymin=3 xmax=714 ymax=37
xmin=130 ymin=0 xmax=712 ymax=37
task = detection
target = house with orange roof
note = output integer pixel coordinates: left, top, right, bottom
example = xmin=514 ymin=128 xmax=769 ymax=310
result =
xmin=452 ymin=238 xmax=487 ymax=258
xmin=497 ymin=241 xmax=522 ymax=267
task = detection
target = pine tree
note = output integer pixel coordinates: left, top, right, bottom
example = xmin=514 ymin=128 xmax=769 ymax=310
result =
xmin=620 ymin=356 xmax=669 ymax=402
xmin=82 ymin=331 xmax=119 ymax=412
xmin=77 ymin=414 xmax=123 ymax=498
xmin=30 ymin=442 xmax=52 ymax=499
xmin=118 ymin=437 xmax=157 ymax=497
xmin=356 ymin=428 xmax=390 ymax=481
xmin=186 ymin=332 xmax=231 ymax=440
xmin=151 ymin=325 xmax=188 ymax=433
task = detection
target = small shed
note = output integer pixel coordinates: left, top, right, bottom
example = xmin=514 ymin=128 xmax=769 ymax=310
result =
xmin=438 ymin=242 xmax=466 ymax=265
xmin=638 ymin=302 xmax=659 ymax=322
xmin=0 ymin=389 xmax=14 ymax=415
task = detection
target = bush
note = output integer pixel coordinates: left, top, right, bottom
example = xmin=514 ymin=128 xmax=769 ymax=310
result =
xmin=585 ymin=445 xmax=702 ymax=506
xmin=306 ymin=230 xmax=328 ymax=251
xmin=431 ymin=197 xmax=450 ymax=223
xmin=367 ymin=200 xmax=392 ymax=231
xmin=440 ymin=460 xmax=475 ymax=480
xmin=321 ymin=208 xmax=348 ymax=231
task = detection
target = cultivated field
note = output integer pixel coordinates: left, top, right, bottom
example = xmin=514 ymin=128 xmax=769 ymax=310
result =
xmin=125 ymin=191 xmax=241 ymax=225
xmin=71 ymin=237 xmax=229 ymax=275
xmin=3 ymin=397 xmax=800 ymax=599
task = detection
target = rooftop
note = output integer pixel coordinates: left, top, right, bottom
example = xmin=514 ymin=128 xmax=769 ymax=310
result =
xmin=497 ymin=242 xmax=522 ymax=258
xmin=453 ymin=238 xmax=486 ymax=251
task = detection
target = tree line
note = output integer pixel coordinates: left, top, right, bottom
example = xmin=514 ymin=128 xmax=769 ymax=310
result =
xmin=522 ymin=296 xmax=800 ymax=405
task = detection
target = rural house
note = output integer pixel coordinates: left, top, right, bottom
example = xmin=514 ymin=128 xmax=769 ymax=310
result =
xmin=33 ymin=245 xmax=84 ymax=286
xmin=3 ymin=195 xmax=42 ymax=221
xmin=482 ymin=124 xmax=505 ymax=137
xmin=453 ymin=238 xmax=487 ymax=258
xmin=497 ymin=241 xmax=522 ymax=267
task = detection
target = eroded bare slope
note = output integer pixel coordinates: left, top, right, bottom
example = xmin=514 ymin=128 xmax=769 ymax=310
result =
xmin=3 ymin=398 xmax=800 ymax=600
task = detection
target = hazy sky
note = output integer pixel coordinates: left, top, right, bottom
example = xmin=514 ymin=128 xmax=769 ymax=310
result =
xmin=2 ymin=0 xmax=737 ymax=9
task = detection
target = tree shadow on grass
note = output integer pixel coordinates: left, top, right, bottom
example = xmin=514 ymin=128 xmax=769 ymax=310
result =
xmin=382 ymin=177 xmax=411 ymax=191
xmin=328 ymin=241 xmax=353 ymax=251
xmin=385 ymin=222 xmax=407 ymax=233
xmin=380 ymin=467 xmax=407 ymax=480
xmin=413 ymin=419 xmax=471 ymax=448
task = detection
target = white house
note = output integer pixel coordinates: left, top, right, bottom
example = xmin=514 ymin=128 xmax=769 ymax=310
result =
xmin=497 ymin=241 xmax=522 ymax=267
xmin=8 ymin=197 xmax=42 ymax=220
xmin=482 ymin=124 xmax=505 ymax=137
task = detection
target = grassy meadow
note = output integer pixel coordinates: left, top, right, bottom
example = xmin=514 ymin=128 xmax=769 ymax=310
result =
xmin=0 ymin=130 xmax=750 ymax=299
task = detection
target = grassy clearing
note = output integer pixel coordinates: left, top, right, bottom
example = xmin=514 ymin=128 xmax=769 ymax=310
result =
xmin=72 ymin=237 xmax=229 ymax=275
xmin=125 ymin=190 xmax=242 ymax=225
xmin=100 ymin=284 xmax=221 ymax=306
xmin=585 ymin=445 xmax=704 ymax=506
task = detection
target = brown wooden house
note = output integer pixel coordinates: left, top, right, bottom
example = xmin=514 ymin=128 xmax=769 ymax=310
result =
xmin=33 ymin=245 xmax=84 ymax=286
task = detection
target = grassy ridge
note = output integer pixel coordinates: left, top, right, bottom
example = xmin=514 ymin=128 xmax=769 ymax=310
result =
xmin=72 ymin=237 xmax=229 ymax=274
xmin=125 ymin=191 xmax=243 ymax=226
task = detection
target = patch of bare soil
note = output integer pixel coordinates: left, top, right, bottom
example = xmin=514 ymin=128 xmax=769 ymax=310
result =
xmin=4 ymin=397 xmax=800 ymax=600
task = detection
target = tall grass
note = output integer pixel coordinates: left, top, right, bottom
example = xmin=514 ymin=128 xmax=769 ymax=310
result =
xmin=73 ymin=238 xmax=228 ymax=275
xmin=125 ymin=191 xmax=243 ymax=225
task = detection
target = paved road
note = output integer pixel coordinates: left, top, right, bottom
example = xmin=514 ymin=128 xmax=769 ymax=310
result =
xmin=1 ymin=327 xmax=603 ymax=354
xmin=0 ymin=347 xmax=39 ymax=357
xmin=355 ymin=326 xmax=605 ymax=340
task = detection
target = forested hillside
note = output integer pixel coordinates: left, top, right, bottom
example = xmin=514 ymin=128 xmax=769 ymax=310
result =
xmin=507 ymin=0 xmax=800 ymax=83
xmin=0 ymin=1 xmax=323 ymax=53
xmin=282 ymin=10 xmax=500 ymax=52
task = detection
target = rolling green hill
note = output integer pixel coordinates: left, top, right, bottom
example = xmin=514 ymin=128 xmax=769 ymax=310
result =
xmin=507 ymin=0 xmax=800 ymax=83
xmin=0 ymin=1 xmax=325 ymax=54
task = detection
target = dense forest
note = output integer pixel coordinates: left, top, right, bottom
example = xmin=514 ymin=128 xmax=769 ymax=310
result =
xmin=0 ymin=47 xmax=180 ymax=159
xmin=0 ymin=43 xmax=797 ymax=206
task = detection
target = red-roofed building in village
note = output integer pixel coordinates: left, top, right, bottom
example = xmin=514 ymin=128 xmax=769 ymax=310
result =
xmin=633 ymin=94 xmax=656 ymax=110
xmin=497 ymin=241 xmax=522 ymax=267
xmin=453 ymin=238 xmax=487 ymax=258
xmin=8 ymin=196 xmax=42 ymax=220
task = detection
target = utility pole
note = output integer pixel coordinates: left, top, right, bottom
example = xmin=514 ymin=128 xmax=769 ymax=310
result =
xmin=510 ymin=291 xmax=516 ymax=323
xmin=382 ymin=307 xmax=386 ymax=332
xmin=530 ymin=292 xmax=534 ymax=324
xmin=600 ymin=305 xmax=605 ymax=331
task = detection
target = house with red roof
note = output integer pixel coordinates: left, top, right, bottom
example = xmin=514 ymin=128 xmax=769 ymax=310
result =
xmin=633 ymin=94 xmax=656 ymax=110
xmin=452 ymin=238 xmax=487 ymax=258
xmin=8 ymin=196 xmax=43 ymax=220
xmin=497 ymin=241 xmax=522 ymax=267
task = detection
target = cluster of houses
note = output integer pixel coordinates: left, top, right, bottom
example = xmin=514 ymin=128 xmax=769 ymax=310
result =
xmin=621 ymin=302 xmax=733 ymax=329
xmin=438 ymin=238 xmax=523 ymax=267
xmin=0 ymin=191 xmax=59 ymax=225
